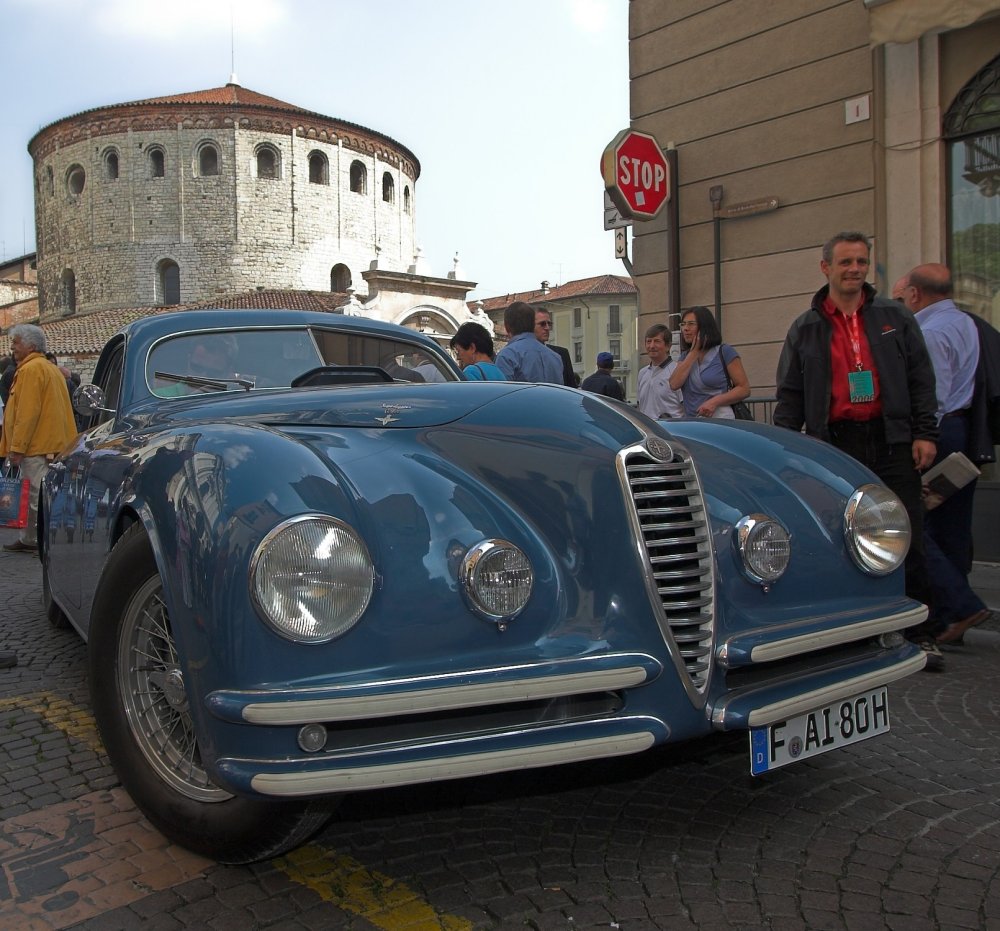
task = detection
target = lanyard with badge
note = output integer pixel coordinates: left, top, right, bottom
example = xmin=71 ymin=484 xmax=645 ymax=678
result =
xmin=845 ymin=311 xmax=875 ymax=403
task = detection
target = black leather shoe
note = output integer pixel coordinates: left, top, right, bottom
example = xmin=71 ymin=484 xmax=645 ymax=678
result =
xmin=2 ymin=540 xmax=37 ymax=553
xmin=0 ymin=651 xmax=17 ymax=669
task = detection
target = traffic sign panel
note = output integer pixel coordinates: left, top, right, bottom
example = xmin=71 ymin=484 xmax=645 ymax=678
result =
xmin=601 ymin=129 xmax=670 ymax=221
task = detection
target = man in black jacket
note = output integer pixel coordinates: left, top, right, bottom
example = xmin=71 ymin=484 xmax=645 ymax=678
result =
xmin=533 ymin=308 xmax=578 ymax=387
xmin=774 ymin=231 xmax=941 ymax=666
xmin=580 ymin=352 xmax=625 ymax=400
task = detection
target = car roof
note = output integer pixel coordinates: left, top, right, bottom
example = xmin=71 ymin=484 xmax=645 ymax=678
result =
xmin=118 ymin=309 xmax=445 ymax=349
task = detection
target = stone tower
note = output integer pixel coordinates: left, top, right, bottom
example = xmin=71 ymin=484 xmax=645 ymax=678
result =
xmin=28 ymin=82 xmax=419 ymax=320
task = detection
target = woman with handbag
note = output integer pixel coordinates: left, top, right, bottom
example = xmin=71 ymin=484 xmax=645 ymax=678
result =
xmin=669 ymin=306 xmax=752 ymax=419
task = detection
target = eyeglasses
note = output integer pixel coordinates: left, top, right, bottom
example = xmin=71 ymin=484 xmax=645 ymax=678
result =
xmin=535 ymin=321 xmax=553 ymax=328
xmin=680 ymin=321 xmax=697 ymax=328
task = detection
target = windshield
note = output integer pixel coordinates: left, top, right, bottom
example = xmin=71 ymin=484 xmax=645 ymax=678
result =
xmin=146 ymin=327 xmax=457 ymax=397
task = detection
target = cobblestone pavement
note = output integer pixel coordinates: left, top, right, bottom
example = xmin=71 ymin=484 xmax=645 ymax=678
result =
xmin=3 ymin=533 xmax=1000 ymax=930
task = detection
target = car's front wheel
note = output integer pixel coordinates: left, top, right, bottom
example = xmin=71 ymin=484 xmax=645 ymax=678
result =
xmin=89 ymin=522 xmax=333 ymax=863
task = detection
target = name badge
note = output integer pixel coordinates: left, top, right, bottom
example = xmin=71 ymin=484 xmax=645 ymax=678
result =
xmin=848 ymin=369 xmax=875 ymax=403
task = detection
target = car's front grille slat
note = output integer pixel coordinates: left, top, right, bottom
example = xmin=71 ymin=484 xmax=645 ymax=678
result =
xmin=624 ymin=446 xmax=715 ymax=692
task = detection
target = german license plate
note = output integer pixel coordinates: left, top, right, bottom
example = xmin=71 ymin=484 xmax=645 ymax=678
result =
xmin=749 ymin=687 xmax=889 ymax=775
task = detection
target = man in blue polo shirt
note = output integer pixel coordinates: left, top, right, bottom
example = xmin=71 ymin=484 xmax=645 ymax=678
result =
xmin=494 ymin=302 xmax=563 ymax=383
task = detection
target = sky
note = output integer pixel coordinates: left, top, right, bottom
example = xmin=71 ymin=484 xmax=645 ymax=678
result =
xmin=0 ymin=0 xmax=630 ymax=301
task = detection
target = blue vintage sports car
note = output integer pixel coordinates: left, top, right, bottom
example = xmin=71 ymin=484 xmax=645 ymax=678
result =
xmin=41 ymin=309 xmax=926 ymax=863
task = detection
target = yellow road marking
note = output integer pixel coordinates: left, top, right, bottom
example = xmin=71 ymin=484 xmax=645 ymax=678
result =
xmin=0 ymin=691 xmax=105 ymax=753
xmin=275 ymin=845 xmax=473 ymax=930
xmin=2 ymin=692 xmax=473 ymax=928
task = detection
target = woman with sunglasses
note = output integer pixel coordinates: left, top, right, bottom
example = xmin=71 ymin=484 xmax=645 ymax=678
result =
xmin=668 ymin=306 xmax=751 ymax=418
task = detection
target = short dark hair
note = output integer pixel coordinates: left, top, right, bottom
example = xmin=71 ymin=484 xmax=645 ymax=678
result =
xmin=504 ymin=302 xmax=537 ymax=336
xmin=821 ymin=231 xmax=870 ymax=264
xmin=644 ymin=323 xmax=670 ymax=342
xmin=451 ymin=322 xmax=495 ymax=358
xmin=679 ymin=306 xmax=722 ymax=351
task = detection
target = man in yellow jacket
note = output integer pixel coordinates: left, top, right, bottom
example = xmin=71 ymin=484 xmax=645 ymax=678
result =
xmin=1 ymin=324 xmax=78 ymax=553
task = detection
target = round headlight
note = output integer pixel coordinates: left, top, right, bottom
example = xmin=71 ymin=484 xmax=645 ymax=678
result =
xmin=251 ymin=515 xmax=374 ymax=642
xmin=734 ymin=514 xmax=790 ymax=584
xmin=844 ymin=483 xmax=911 ymax=576
xmin=460 ymin=540 xmax=533 ymax=627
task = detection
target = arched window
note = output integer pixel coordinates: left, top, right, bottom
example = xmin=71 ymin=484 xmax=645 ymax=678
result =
xmin=104 ymin=150 xmax=119 ymax=181
xmin=256 ymin=145 xmax=279 ymax=180
xmin=60 ymin=269 xmax=77 ymax=315
xmin=46 ymin=166 xmax=54 ymax=196
xmin=350 ymin=160 xmax=367 ymax=195
xmin=67 ymin=164 xmax=86 ymax=196
xmin=331 ymin=264 xmax=352 ymax=292
xmin=944 ymin=53 xmax=1000 ymax=328
xmin=403 ymin=185 xmax=411 ymax=214
xmin=198 ymin=143 xmax=220 ymax=177
xmin=149 ymin=148 xmax=165 ymax=178
xmin=382 ymin=172 xmax=394 ymax=204
xmin=309 ymin=150 xmax=329 ymax=184
xmin=157 ymin=259 xmax=181 ymax=306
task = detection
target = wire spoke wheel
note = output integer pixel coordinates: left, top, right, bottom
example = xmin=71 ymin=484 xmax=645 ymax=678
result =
xmin=118 ymin=576 xmax=230 ymax=803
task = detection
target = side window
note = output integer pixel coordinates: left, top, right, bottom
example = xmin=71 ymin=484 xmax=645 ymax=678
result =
xmin=331 ymin=264 xmax=352 ymax=292
xmin=149 ymin=147 xmax=165 ymax=178
xmin=350 ymin=160 xmax=367 ymax=194
xmin=60 ymin=269 xmax=77 ymax=315
xmin=67 ymin=164 xmax=86 ymax=196
xmin=104 ymin=149 xmax=119 ymax=181
xmin=382 ymin=172 xmax=394 ymax=203
xmin=256 ymin=145 xmax=279 ymax=180
xmin=197 ymin=143 xmax=220 ymax=177
xmin=309 ymin=150 xmax=329 ymax=184
xmin=90 ymin=343 xmax=125 ymax=427
xmin=156 ymin=259 xmax=181 ymax=305
xmin=403 ymin=185 xmax=411 ymax=214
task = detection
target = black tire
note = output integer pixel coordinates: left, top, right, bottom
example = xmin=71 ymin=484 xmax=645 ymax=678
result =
xmin=42 ymin=554 xmax=70 ymax=629
xmin=89 ymin=522 xmax=333 ymax=863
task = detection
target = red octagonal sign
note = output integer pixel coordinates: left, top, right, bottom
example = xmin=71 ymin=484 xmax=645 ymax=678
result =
xmin=601 ymin=128 xmax=670 ymax=221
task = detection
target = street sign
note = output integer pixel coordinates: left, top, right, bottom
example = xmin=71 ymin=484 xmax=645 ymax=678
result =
xmin=601 ymin=129 xmax=670 ymax=221
xmin=614 ymin=227 xmax=627 ymax=258
xmin=603 ymin=191 xmax=630 ymax=230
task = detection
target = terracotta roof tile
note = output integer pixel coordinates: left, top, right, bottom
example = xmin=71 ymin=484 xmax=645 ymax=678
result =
xmin=472 ymin=274 xmax=636 ymax=313
xmin=42 ymin=290 xmax=351 ymax=357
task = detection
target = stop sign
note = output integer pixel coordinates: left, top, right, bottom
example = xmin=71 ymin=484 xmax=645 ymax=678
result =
xmin=601 ymin=129 xmax=670 ymax=220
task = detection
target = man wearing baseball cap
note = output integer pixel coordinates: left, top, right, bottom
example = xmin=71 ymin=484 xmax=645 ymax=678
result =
xmin=580 ymin=351 xmax=625 ymax=401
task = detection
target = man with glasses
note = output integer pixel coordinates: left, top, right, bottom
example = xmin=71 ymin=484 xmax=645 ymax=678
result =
xmin=494 ymin=302 xmax=563 ymax=384
xmin=533 ymin=308 xmax=577 ymax=387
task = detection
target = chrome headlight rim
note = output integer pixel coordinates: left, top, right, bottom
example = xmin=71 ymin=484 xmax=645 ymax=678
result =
xmin=733 ymin=513 xmax=791 ymax=584
xmin=250 ymin=513 xmax=374 ymax=643
xmin=843 ymin=483 xmax=911 ymax=577
xmin=460 ymin=539 xmax=533 ymax=627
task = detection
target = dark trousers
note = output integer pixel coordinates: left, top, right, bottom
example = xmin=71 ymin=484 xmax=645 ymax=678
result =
xmin=924 ymin=413 xmax=977 ymax=576
xmin=827 ymin=420 xmax=930 ymax=611
xmin=922 ymin=412 xmax=984 ymax=632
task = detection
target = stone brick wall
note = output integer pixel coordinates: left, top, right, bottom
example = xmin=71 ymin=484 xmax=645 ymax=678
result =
xmin=31 ymin=104 xmax=418 ymax=320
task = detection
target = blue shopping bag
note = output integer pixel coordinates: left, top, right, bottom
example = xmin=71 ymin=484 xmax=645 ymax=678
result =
xmin=0 ymin=466 xmax=30 ymax=528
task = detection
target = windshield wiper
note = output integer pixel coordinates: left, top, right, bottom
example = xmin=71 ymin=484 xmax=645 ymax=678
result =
xmin=154 ymin=371 xmax=256 ymax=392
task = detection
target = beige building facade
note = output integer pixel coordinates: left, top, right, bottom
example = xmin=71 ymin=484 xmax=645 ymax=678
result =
xmin=628 ymin=0 xmax=1000 ymax=401
xmin=479 ymin=275 xmax=639 ymax=397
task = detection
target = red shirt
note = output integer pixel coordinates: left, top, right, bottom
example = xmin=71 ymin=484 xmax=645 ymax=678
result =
xmin=824 ymin=296 xmax=882 ymax=422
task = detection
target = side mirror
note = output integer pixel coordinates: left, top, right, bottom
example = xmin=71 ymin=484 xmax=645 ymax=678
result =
xmin=73 ymin=384 xmax=113 ymax=416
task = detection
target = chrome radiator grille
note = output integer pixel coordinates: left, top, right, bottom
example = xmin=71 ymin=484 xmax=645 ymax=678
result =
xmin=623 ymin=447 xmax=715 ymax=691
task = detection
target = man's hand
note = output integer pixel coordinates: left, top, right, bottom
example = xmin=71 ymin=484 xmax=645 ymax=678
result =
xmin=912 ymin=439 xmax=936 ymax=471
